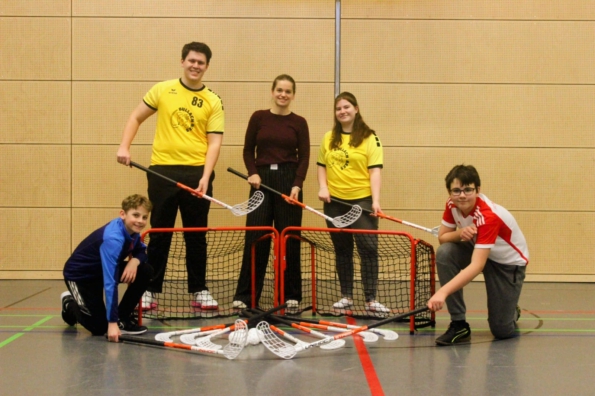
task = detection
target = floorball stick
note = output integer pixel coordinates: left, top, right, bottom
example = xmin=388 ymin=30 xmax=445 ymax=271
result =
xmin=264 ymin=312 xmax=378 ymax=343
xmin=331 ymin=197 xmax=439 ymax=237
xmin=130 ymin=161 xmax=264 ymax=216
xmin=258 ymin=307 xmax=428 ymax=359
xmin=250 ymin=310 xmax=345 ymax=350
xmin=155 ymin=303 xmax=287 ymax=342
xmin=283 ymin=315 xmax=398 ymax=341
xmin=121 ymin=319 xmax=247 ymax=360
xmin=289 ymin=321 xmax=379 ymax=342
xmin=227 ymin=167 xmax=362 ymax=228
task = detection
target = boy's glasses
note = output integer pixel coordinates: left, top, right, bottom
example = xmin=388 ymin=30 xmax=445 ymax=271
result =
xmin=450 ymin=187 xmax=476 ymax=196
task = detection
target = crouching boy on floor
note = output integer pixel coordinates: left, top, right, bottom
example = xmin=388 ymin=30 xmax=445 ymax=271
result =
xmin=428 ymin=165 xmax=529 ymax=346
xmin=61 ymin=194 xmax=154 ymax=342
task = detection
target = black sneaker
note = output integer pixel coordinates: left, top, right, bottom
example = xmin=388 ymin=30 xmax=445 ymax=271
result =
xmin=118 ymin=316 xmax=148 ymax=335
xmin=60 ymin=291 xmax=77 ymax=326
xmin=435 ymin=321 xmax=471 ymax=346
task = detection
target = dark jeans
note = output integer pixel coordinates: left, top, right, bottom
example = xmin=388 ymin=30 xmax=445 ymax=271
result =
xmin=323 ymin=197 xmax=379 ymax=302
xmin=64 ymin=262 xmax=153 ymax=335
xmin=234 ymin=164 xmax=303 ymax=305
xmin=146 ymin=165 xmax=214 ymax=293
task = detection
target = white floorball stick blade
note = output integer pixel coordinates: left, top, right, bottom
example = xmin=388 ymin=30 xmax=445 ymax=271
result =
xmin=357 ymin=331 xmax=379 ymax=343
xmin=155 ymin=332 xmax=176 ymax=342
xmin=257 ymin=321 xmax=297 ymax=360
xmin=331 ymin=205 xmax=362 ymax=228
xmin=372 ymin=328 xmax=399 ymax=341
xmin=319 ymin=339 xmax=346 ymax=350
xmin=230 ymin=190 xmax=265 ymax=216
xmin=223 ymin=320 xmax=248 ymax=360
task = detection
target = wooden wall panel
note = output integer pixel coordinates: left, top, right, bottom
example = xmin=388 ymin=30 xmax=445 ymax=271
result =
xmin=0 ymin=145 xmax=71 ymax=207
xmin=0 ymin=208 xmax=70 ymax=270
xmin=340 ymin=83 xmax=595 ymax=148
xmin=73 ymin=82 xmax=334 ymax=146
xmin=0 ymin=1 xmax=70 ymax=16
xmin=1 ymin=1 xmax=593 ymax=280
xmin=0 ymin=17 xmax=71 ymax=80
xmin=207 ymin=82 xmax=335 ymax=147
xmin=341 ymin=20 xmax=595 ymax=84
xmin=73 ymin=0 xmax=334 ymax=18
xmin=381 ymin=147 xmax=595 ymax=211
xmin=343 ymin=0 xmax=595 ymax=20
xmin=72 ymin=19 xmax=334 ymax=82
xmin=71 ymin=145 xmax=151 ymax=207
xmin=0 ymin=82 xmax=71 ymax=144
xmin=72 ymin=82 xmax=156 ymax=145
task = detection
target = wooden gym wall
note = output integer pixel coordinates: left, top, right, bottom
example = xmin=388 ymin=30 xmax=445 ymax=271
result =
xmin=0 ymin=1 xmax=593 ymax=281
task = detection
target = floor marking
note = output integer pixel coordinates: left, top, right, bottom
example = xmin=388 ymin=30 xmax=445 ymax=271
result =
xmin=347 ymin=317 xmax=385 ymax=396
xmin=0 ymin=316 xmax=54 ymax=348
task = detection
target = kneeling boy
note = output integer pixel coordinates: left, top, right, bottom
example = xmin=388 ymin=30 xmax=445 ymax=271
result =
xmin=428 ymin=165 xmax=529 ymax=345
xmin=61 ymin=194 xmax=154 ymax=342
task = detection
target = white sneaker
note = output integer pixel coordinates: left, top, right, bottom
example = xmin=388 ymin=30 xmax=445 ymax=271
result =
xmin=333 ymin=297 xmax=354 ymax=309
xmin=232 ymin=300 xmax=247 ymax=309
xmin=141 ymin=291 xmax=157 ymax=310
xmin=192 ymin=290 xmax=218 ymax=310
xmin=366 ymin=301 xmax=390 ymax=314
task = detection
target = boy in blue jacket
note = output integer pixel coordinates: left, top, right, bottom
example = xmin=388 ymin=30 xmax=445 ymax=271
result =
xmin=61 ymin=194 xmax=153 ymax=342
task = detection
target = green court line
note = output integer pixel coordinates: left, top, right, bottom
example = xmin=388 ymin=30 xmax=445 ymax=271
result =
xmin=0 ymin=316 xmax=54 ymax=348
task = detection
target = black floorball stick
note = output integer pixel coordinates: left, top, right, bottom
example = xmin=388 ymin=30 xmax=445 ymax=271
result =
xmin=227 ymin=167 xmax=362 ymax=228
xmin=330 ymin=197 xmax=440 ymax=237
xmin=130 ymin=161 xmax=264 ymax=216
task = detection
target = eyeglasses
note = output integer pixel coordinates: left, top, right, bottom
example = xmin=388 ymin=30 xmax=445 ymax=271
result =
xmin=450 ymin=187 xmax=476 ymax=196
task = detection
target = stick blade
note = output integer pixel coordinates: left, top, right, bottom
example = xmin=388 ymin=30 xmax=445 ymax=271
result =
xmin=373 ymin=329 xmax=399 ymax=341
xmin=230 ymin=190 xmax=265 ymax=216
xmin=154 ymin=333 xmax=174 ymax=342
xmin=319 ymin=339 xmax=346 ymax=350
xmin=257 ymin=321 xmax=297 ymax=359
xmin=222 ymin=320 xmax=247 ymax=360
xmin=332 ymin=205 xmax=363 ymax=228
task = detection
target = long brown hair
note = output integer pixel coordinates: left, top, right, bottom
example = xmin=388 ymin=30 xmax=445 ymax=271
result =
xmin=330 ymin=92 xmax=375 ymax=150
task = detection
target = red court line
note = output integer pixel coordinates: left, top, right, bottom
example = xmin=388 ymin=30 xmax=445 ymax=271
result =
xmin=347 ymin=317 xmax=384 ymax=396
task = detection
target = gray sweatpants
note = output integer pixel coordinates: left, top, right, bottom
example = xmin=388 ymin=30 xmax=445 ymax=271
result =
xmin=436 ymin=242 xmax=525 ymax=339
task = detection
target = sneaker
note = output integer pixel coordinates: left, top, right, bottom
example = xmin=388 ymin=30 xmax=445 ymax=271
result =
xmin=118 ymin=316 xmax=148 ymax=335
xmin=191 ymin=290 xmax=218 ymax=310
xmin=60 ymin=291 xmax=77 ymax=326
xmin=140 ymin=291 xmax=157 ymax=310
xmin=435 ymin=321 xmax=471 ymax=346
xmin=332 ymin=297 xmax=354 ymax=309
xmin=365 ymin=301 xmax=390 ymax=314
xmin=232 ymin=300 xmax=247 ymax=309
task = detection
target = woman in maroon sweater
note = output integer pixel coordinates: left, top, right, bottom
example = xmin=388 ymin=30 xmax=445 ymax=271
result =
xmin=233 ymin=75 xmax=310 ymax=311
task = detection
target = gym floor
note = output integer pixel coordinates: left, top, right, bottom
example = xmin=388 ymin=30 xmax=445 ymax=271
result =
xmin=1 ymin=280 xmax=593 ymax=396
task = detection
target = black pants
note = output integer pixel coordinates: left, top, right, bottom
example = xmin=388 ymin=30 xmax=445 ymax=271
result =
xmin=234 ymin=165 xmax=303 ymax=305
xmin=146 ymin=165 xmax=214 ymax=293
xmin=64 ymin=262 xmax=153 ymax=336
xmin=324 ymin=197 xmax=379 ymax=302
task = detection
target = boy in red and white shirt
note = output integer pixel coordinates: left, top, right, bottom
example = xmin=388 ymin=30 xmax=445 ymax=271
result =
xmin=428 ymin=165 xmax=529 ymax=345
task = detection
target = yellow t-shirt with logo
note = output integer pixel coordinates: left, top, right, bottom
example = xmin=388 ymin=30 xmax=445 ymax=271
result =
xmin=316 ymin=131 xmax=383 ymax=200
xmin=143 ymin=79 xmax=224 ymax=166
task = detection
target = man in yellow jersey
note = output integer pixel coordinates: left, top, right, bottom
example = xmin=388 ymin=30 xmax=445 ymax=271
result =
xmin=117 ymin=42 xmax=224 ymax=310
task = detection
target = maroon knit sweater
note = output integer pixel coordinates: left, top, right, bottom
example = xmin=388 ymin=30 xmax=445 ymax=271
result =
xmin=243 ymin=109 xmax=310 ymax=188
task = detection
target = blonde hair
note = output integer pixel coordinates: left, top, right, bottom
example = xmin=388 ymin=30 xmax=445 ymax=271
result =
xmin=121 ymin=194 xmax=152 ymax=212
